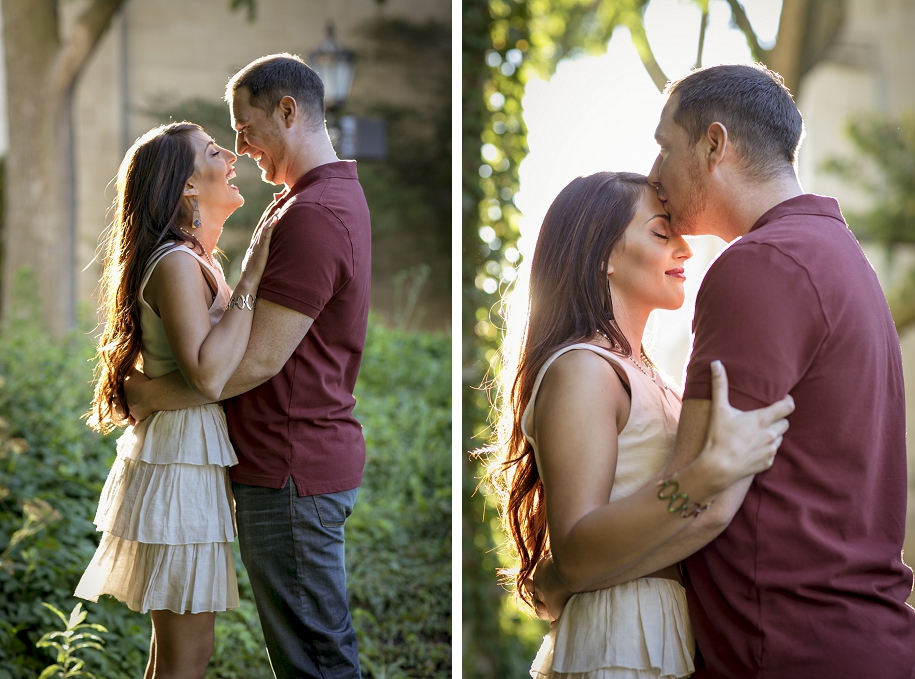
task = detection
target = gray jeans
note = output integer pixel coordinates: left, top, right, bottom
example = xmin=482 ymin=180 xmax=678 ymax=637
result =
xmin=234 ymin=478 xmax=360 ymax=679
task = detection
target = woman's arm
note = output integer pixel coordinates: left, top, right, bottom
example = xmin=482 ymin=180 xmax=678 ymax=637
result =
xmin=145 ymin=224 xmax=273 ymax=401
xmin=538 ymin=360 xmax=791 ymax=595
xmin=531 ymin=474 xmax=753 ymax=620
xmin=533 ymin=349 xmax=629 ymax=591
xmin=123 ymin=298 xmax=313 ymax=421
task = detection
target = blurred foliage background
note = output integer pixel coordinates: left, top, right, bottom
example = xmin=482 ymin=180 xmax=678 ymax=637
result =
xmin=0 ymin=274 xmax=450 ymax=679
xmin=462 ymin=0 xmax=915 ymax=676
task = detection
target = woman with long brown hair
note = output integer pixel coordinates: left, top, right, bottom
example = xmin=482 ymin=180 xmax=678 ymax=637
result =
xmin=488 ymin=172 xmax=793 ymax=678
xmin=75 ymin=122 xmax=273 ymax=678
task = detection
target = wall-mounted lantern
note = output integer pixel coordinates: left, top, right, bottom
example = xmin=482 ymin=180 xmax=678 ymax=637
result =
xmin=308 ymin=22 xmax=386 ymax=160
xmin=308 ymin=23 xmax=355 ymax=113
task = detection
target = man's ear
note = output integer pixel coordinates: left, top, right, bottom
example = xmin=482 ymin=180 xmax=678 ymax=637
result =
xmin=706 ymin=122 xmax=729 ymax=172
xmin=277 ymin=95 xmax=298 ymax=128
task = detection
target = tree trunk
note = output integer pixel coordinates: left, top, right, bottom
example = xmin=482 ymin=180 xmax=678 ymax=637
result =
xmin=766 ymin=0 xmax=808 ymax=94
xmin=726 ymin=0 xmax=846 ymax=98
xmin=0 ymin=0 xmax=125 ymax=338
xmin=1 ymin=0 xmax=72 ymax=336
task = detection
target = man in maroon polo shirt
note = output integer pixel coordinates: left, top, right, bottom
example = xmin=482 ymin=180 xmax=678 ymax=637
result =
xmin=127 ymin=54 xmax=369 ymax=678
xmin=534 ymin=64 xmax=915 ymax=677
xmin=651 ymin=64 xmax=915 ymax=677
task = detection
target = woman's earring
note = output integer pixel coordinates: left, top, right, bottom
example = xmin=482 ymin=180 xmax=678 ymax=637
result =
xmin=192 ymin=197 xmax=201 ymax=228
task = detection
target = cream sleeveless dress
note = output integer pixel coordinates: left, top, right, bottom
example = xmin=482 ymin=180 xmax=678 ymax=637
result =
xmin=75 ymin=243 xmax=239 ymax=614
xmin=523 ymin=343 xmax=695 ymax=679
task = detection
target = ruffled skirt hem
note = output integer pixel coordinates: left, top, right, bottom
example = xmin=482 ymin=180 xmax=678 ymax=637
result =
xmin=95 ymin=456 xmax=236 ymax=544
xmin=530 ymin=577 xmax=694 ymax=679
xmin=75 ymin=533 xmax=239 ymax=614
xmin=533 ymin=669 xmax=688 ymax=679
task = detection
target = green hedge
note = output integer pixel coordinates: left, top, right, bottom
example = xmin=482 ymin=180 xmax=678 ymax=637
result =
xmin=0 ymin=308 xmax=450 ymax=678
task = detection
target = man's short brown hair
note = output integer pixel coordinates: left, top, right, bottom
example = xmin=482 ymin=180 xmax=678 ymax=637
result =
xmin=226 ymin=53 xmax=325 ymax=129
xmin=666 ymin=63 xmax=805 ymax=180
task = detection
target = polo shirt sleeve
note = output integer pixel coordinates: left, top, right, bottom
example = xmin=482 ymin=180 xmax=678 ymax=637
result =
xmin=255 ymin=202 xmax=354 ymax=319
xmin=682 ymin=242 xmax=829 ymax=410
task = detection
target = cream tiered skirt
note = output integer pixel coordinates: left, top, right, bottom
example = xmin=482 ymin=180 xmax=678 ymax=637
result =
xmin=531 ymin=578 xmax=695 ymax=679
xmin=75 ymin=404 xmax=239 ymax=614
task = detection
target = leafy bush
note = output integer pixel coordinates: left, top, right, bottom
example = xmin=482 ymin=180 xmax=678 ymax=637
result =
xmin=350 ymin=323 xmax=451 ymax=678
xmin=822 ymin=112 xmax=915 ymax=245
xmin=0 ymin=300 xmax=149 ymax=679
xmin=0 ymin=289 xmax=450 ymax=678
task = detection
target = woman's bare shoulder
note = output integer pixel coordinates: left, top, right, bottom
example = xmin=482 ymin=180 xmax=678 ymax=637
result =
xmin=539 ymin=346 xmax=627 ymax=402
xmin=144 ymin=245 xmax=209 ymax=310
xmin=150 ymin=244 xmax=201 ymax=271
xmin=547 ymin=345 xmax=623 ymax=378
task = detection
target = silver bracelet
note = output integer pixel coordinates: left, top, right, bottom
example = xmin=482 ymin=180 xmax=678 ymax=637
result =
xmin=225 ymin=294 xmax=256 ymax=311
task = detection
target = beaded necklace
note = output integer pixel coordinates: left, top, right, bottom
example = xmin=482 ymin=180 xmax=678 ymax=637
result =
xmin=595 ymin=328 xmax=657 ymax=381
xmin=179 ymin=228 xmax=216 ymax=268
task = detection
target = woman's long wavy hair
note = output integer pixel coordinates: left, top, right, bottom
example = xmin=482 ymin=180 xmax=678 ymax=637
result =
xmin=87 ymin=122 xmax=205 ymax=433
xmin=487 ymin=171 xmax=649 ymax=607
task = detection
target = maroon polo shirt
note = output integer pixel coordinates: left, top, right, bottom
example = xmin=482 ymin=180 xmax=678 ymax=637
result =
xmin=225 ymin=161 xmax=370 ymax=496
xmin=683 ymin=194 xmax=915 ymax=678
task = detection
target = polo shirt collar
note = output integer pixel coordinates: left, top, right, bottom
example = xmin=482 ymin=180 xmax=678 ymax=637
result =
xmin=750 ymin=193 xmax=844 ymax=233
xmin=272 ymin=160 xmax=359 ymax=204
